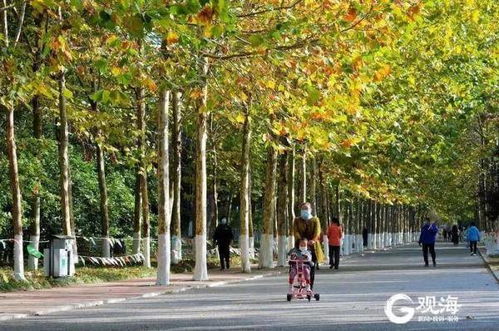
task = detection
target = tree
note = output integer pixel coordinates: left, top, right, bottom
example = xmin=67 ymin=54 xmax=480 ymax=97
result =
xmin=156 ymin=88 xmax=171 ymax=285
xmin=239 ymin=98 xmax=252 ymax=273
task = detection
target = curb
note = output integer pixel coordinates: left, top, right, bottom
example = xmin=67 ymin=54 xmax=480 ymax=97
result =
xmin=0 ymin=270 xmax=282 ymax=322
xmin=478 ymin=249 xmax=499 ymax=283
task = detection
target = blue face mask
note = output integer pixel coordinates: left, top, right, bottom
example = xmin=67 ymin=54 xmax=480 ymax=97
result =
xmin=301 ymin=210 xmax=312 ymax=220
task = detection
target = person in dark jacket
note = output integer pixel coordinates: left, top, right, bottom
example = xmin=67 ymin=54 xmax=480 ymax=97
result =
xmin=451 ymin=225 xmax=459 ymax=245
xmin=213 ymin=218 xmax=234 ymax=270
xmin=419 ymin=218 xmax=438 ymax=267
xmin=362 ymin=227 xmax=368 ymax=247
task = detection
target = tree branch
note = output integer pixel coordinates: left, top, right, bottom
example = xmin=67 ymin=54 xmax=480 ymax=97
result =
xmin=2 ymin=0 xmax=8 ymax=46
xmin=0 ymin=3 xmax=13 ymax=12
xmin=237 ymin=0 xmax=303 ymax=18
xmin=202 ymin=36 xmax=319 ymax=60
xmin=13 ymin=1 xmax=26 ymax=46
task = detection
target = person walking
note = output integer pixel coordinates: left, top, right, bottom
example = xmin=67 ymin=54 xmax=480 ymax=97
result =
xmin=362 ymin=227 xmax=368 ymax=248
xmin=451 ymin=224 xmax=459 ymax=245
xmin=467 ymin=222 xmax=480 ymax=256
xmin=213 ymin=218 xmax=234 ymax=270
xmin=418 ymin=218 xmax=438 ymax=267
xmin=327 ymin=217 xmax=342 ymax=270
xmin=293 ymin=202 xmax=325 ymax=289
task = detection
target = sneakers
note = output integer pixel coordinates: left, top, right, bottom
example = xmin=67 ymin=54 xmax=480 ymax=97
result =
xmin=433 ymin=261 xmax=437 ymax=267
xmin=329 ymin=265 xmax=333 ymax=269
xmin=424 ymin=263 xmax=429 ymax=267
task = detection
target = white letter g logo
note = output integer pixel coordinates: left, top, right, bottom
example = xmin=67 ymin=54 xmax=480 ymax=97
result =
xmin=385 ymin=293 xmax=415 ymax=324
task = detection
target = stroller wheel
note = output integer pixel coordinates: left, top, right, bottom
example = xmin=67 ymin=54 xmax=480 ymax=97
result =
xmin=287 ymin=294 xmax=292 ymax=302
xmin=307 ymin=295 xmax=311 ymax=302
xmin=314 ymin=293 xmax=320 ymax=301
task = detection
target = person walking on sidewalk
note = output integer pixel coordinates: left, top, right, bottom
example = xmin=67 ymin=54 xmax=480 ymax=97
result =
xmin=362 ymin=227 xmax=368 ymax=248
xmin=467 ymin=222 xmax=480 ymax=256
xmin=327 ymin=217 xmax=343 ymax=270
xmin=451 ymin=224 xmax=459 ymax=245
xmin=418 ymin=218 xmax=438 ymax=267
xmin=213 ymin=218 xmax=234 ymax=270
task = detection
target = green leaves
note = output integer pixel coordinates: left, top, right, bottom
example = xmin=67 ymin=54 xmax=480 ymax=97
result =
xmin=90 ymin=89 xmax=129 ymax=106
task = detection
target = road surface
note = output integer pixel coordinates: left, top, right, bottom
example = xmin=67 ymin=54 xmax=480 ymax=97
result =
xmin=2 ymin=242 xmax=499 ymax=330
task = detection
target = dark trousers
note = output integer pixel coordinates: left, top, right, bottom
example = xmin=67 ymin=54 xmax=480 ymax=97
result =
xmin=218 ymin=245 xmax=230 ymax=269
xmin=470 ymin=241 xmax=477 ymax=254
xmin=329 ymin=245 xmax=340 ymax=269
xmin=422 ymin=243 xmax=436 ymax=265
xmin=309 ymin=247 xmax=317 ymax=289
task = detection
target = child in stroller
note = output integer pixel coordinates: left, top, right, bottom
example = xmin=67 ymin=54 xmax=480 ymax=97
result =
xmin=287 ymin=238 xmax=320 ymax=301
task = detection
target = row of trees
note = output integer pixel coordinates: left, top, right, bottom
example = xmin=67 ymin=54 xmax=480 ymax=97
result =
xmin=1 ymin=0 xmax=497 ymax=283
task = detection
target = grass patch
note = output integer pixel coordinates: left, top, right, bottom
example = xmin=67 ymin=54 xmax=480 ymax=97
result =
xmin=0 ymin=266 xmax=156 ymax=292
xmin=0 ymin=254 xmax=258 ymax=292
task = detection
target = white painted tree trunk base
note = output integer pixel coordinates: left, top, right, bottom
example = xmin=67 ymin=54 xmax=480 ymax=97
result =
xmin=132 ymin=232 xmax=141 ymax=254
xmin=102 ymin=237 xmax=111 ymax=258
xmin=277 ymin=235 xmax=287 ymax=267
xmin=367 ymin=233 xmax=373 ymax=249
xmin=343 ymin=235 xmax=350 ymax=256
xmin=14 ymin=234 xmax=25 ymax=281
xmin=287 ymin=235 xmax=295 ymax=250
xmin=323 ymin=235 xmax=330 ymax=264
xmin=240 ymin=234 xmax=251 ymax=273
xmin=259 ymin=234 xmax=274 ymax=269
xmin=193 ymin=234 xmax=209 ymax=281
xmin=357 ymin=235 xmax=363 ymax=253
xmin=249 ymin=236 xmax=255 ymax=259
xmin=28 ymin=235 xmax=40 ymax=270
xmin=156 ymin=233 xmax=171 ymax=285
xmin=143 ymin=237 xmax=151 ymax=268
xmin=171 ymin=235 xmax=182 ymax=264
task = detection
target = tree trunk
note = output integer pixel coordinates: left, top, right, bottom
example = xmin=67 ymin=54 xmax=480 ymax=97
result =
xmin=287 ymin=146 xmax=295 ymax=249
xmin=249 ymin=165 xmax=255 ymax=259
xmin=310 ymin=155 xmax=317 ymax=212
xmin=5 ymin=106 xmax=25 ymax=280
xmin=276 ymin=152 xmax=288 ymax=267
xmin=157 ymin=89 xmax=171 ymax=285
xmin=239 ymin=105 xmax=251 ymax=273
xmin=300 ymin=148 xmax=307 ymax=203
xmin=96 ymin=142 xmax=110 ymax=257
xmin=133 ymin=173 xmax=142 ymax=254
xmin=28 ymin=95 xmax=41 ymax=270
xmin=193 ymin=57 xmax=209 ymax=281
xmin=135 ymin=87 xmax=150 ymax=266
xmin=89 ymin=79 xmax=111 ymax=258
xmin=171 ymin=91 xmax=182 ymax=264
xmin=259 ymin=145 xmax=277 ymax=269
xmin=142 ymin=170 xmax=150 ymax=267
xmin=208 ymin=114 xmax=219 ymax=237
xmin=57 ymin=72 xmax=72 ymax=236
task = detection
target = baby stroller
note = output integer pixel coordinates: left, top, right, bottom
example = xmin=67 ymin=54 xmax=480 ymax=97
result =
xmin=287 ymin=259 xmax=320 ymax=302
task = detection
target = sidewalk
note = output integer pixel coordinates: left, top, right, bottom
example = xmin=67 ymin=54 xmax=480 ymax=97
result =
xmin=0 ymin=267 xmax=282 ymax=322
xmin=478 ymin=247 xmax=499 ymax=282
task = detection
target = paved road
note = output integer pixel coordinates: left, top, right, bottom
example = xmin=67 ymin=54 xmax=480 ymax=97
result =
xmin=2 ymin=242 xmax=499 ymax=331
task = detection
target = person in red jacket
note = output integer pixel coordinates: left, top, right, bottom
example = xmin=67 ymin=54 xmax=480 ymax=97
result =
xmin=327 ymin=217 xmax=343 ymax=270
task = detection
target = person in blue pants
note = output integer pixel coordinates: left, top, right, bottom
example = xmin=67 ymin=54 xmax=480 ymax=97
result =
xmin=467 ymin=222 xmax=481 ymax=256
xmin=419 ymin=218 xmax=439 ymax=267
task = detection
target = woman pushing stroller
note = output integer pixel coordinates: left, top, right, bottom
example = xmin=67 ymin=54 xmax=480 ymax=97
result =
xmin=293 ymin=202 xmax=325 ymax=290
